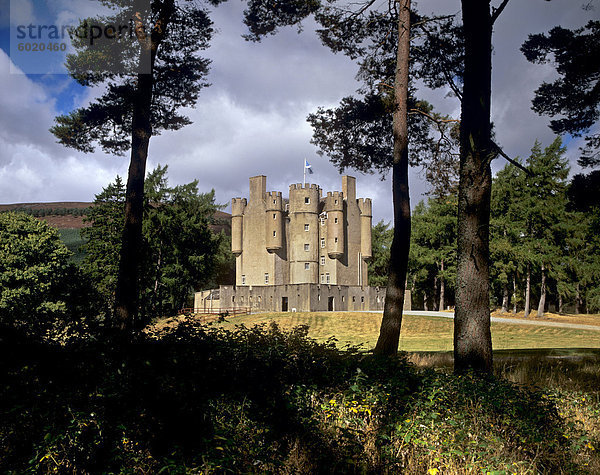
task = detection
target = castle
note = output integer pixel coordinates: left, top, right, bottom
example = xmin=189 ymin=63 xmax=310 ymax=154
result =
xmin=196 ymin=175 xmax=410 ymax=312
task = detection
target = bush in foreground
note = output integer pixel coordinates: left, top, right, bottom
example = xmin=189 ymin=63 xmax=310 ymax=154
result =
xmin=0 ymin=320 xmax=596 ymax=473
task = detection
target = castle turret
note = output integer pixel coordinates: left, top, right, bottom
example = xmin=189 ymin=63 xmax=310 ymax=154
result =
xmin=231 ymin=198 xmax=247 ymax=256
xmin=288 ymin=183 xmax=320 ymax=283
xmin=358 ymin=198 xmax=372 ymax=260
xmin=324 ymin=191 xmax=345 ymax=259
xmin=266 ymin=191 xmax=283 ymax=251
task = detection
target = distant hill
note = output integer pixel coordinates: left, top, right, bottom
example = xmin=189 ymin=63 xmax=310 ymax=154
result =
xmin=0 ymin=202 xmax=232 ymax=232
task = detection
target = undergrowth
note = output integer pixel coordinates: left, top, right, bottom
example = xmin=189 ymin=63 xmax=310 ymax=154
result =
xmin=0 ymin=319 xmax=596 ymax=473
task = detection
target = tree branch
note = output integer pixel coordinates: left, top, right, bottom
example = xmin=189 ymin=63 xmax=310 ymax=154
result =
xmin=408 ymin=108 xmax=460 ymax=124
xmin=491 ymin=0 xmax=510 ymax=26
xmin=491 ymin=141 xmax=532 ymax=176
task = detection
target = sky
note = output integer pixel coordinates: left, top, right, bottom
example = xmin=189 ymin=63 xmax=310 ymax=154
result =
xmin=0 ymin=0 xmax=598 ymax=224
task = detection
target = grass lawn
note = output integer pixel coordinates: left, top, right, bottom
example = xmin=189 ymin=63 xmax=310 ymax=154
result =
xmin=216 ymin=311 xmax=600 ymax=352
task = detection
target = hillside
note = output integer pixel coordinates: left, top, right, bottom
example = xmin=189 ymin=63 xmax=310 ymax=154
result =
xmin=0 ymin=202 xmax=232 ymax=232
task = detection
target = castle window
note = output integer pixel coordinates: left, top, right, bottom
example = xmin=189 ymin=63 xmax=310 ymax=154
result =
xmin=273 ymin=199 xmax=276 ymax=204
xmin=304 ymin=244 xmax=310 ymax=251
xmin=342 ymin=296 xmax=345 ymax=302
xmin=241 ymin=275 xmax=246 ymax=285
xmin=334 ymin=217 xmax=338 ymax=224
xmin=304 ymin=263 xmax=310 ymax=270
xmin=321 ymin=238 xmax=325 ymax=248
xmin=334 ymin=237 xmax=338 ymax=243
xmin=232 ymin=296 xmax=235 ymax=303
xmin=361 ymin=296 xmax=364 ymax=303
xmin=304 ymin=224 xmax=309 ymax=231
xmin=264 ymin=273 xmax=269 ymax=285
xmin=326 ymin=273 xmax=330 ymax=284
xmin=241 ymin=296 xmax=244 ymax=302
xmin=321 ymin=274 xmax=325 ymax=283
xmin=305 ymin=197 xmax=310 ymax=204
xmin=273 ymin=213 xmax=276 ymax=219
xmin=273 ymin=230 xmax=277 ymax=237
xmin=352 ymin=296 xmax=356 ymax=302
xmin=334 ymin=199 xmax=338 ymax=205
xmin=320 ymin=256 xmax=325 ymax=266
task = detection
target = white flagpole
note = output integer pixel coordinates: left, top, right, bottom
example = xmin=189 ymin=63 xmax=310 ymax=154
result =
xmin=303 ymin=159 xmax=306 ymax=186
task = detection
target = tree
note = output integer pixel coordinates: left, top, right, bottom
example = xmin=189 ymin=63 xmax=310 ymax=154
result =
xmin=454 ymin=0 xmax=511 ymax=373
xmin=82 ymin=167 xmax=225 ymax=322
xmin=369 ymin=220 xmax=393 ymax=287
xmin=522 ymin=20 xmax=600 ymax=168
xmin=0 ymin=213 xmax=72 ymax=340
xmin=51 ymin=0 xmax=216 ymax=330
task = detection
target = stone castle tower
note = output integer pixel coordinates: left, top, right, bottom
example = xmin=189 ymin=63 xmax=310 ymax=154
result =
xmin=231 ymin=175 xmax=372 ymax=289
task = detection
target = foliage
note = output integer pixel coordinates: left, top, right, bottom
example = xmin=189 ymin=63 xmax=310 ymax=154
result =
xmin=2 ymin=321 xmax=595 ymax=473
xmin=0 ymin=213 xmax=99 ymax=341
xmin=368 ymin=220 xmax=393 ymax=287
xmin=50 ymin=1 xmax=215 ymax=155
xmin=81 ymin=167 xmax=225 ymax=320
xmin=522 ymin=20 xmax=600 ymax=168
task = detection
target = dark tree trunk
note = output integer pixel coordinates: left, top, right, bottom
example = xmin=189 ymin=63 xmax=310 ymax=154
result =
xmin=524 ymin=263 xmax=531 ymax=318
xmin=512 ymin=274 xmax=518 ymax=314
xmin=501 ymin=283 xmax=508 ymax=313
xmin=423 ymin=290 xmax=429 ymax=311
xmin=439 ymin=259 xmax=445 ymax=311
xmin=537 ymin=263 xmax=546 ymax=317
xmin=433 ymin=276 xmax=439 ymax=311
xmin=575 ymin=283 xmax=582 ymax=314
xmin=374 ymin=0 xmax=411 ymax=356
xmin=558 ymin=293 xmax=563 ymax=314
xmin=454 ymin=0 xmax=494 ymax=374
xmin=113 ymin=2 xmax=175 ymax=331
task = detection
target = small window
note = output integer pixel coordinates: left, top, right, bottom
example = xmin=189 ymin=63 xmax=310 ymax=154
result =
xmin=321 ymin=218 xmax=325 ymax=225
xmin=318 ymin=294 xmax=321 ymax=301
xmin=334 ymin=199 xmax=338 ymax=205
xmin=273 ymin=230 xmax=277 ymax=237
xmin=334 ymin=217 xmax=338 ymax=224
xmin=241 ymin=275 xmax=246 ymax=285
xmin=334 ymin=237 xmax=338 ymax=244
xmin=321 ymin=238 xmax=325 ymax=248
xmin=326 ymin=273 xmax=330 ymax=284
xmin=304 ymin=263 xmax=310 ymax=270
xmin=264 ymin=273 xmax=269 ymax=285
xmin=342 ymin=296 xmax=345 ymax=302
xmin=320 ymin=256 xmax=325 ymax=265
xmin=241 ymin=296 xmax=244 ymax=302
xmin=232 ymin=296 xmax=235 ymax=303
xmin=305 ymin=197 xmax=310 ymax=204
xmin=273 ymin=213 xmax=276 ymax=219
xmin=352 ymin=296 xmax=356 ymax=302
xmin=304 ymin=224 xmax=309 ymax=232
xmin=304 ymin=244 xmax=310 ymax=251
xmin=321 ymin=274 xmax=325 ymax=284
xmin=258 ymin=296 xmax=262 ymax=302
xmin=377 ymin=296 xmax=380 ymax=303
xmin=361 ymin=296 xmax=364 ymax=303
xmin=273 ymin=199 xmax=276 ymax=204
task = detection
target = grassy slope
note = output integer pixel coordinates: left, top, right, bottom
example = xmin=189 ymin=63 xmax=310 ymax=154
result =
xmin=217 ymin=312 xmax=600 ymax=352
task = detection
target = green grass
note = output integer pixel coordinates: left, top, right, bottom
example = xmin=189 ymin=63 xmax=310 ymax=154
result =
xmin=218 ymin=311 xmax=600 ymax=351
xmin=58 ymin=228 xmax=86 ymax=264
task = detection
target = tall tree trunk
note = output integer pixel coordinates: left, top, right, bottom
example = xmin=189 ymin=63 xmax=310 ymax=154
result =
xmin=501 ymin=283 xmax=508 ymax=313
xmin=374 ymin=0 xmax=411 ymax=356
xmin=454 ymin=0 xmax=494 ymax=373
xmin=537 ymin=263 xmax=546 ymax=317
xmin=575 ymin=283 xmax=581 ymax=314
xmin=524 ymin=263 xmax=531 ymax=318
xmin=433 ymin=276 xmax=439 ymax=311
xmin=423 ymin=290 xmax=429 ymax=311
xmin=512 ymin=274 xmax=518 ymax=314
xmin=113 ymin=2 xmax=175 ymax=331
xmin=558 ymin=293 xmax=563 ymax=314
xmin=439 ymin=259 xmax=445 ymax=311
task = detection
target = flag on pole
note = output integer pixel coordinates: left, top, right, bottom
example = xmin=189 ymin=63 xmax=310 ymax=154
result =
xmin=304 ymin=159 xmax=314 ymax=174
